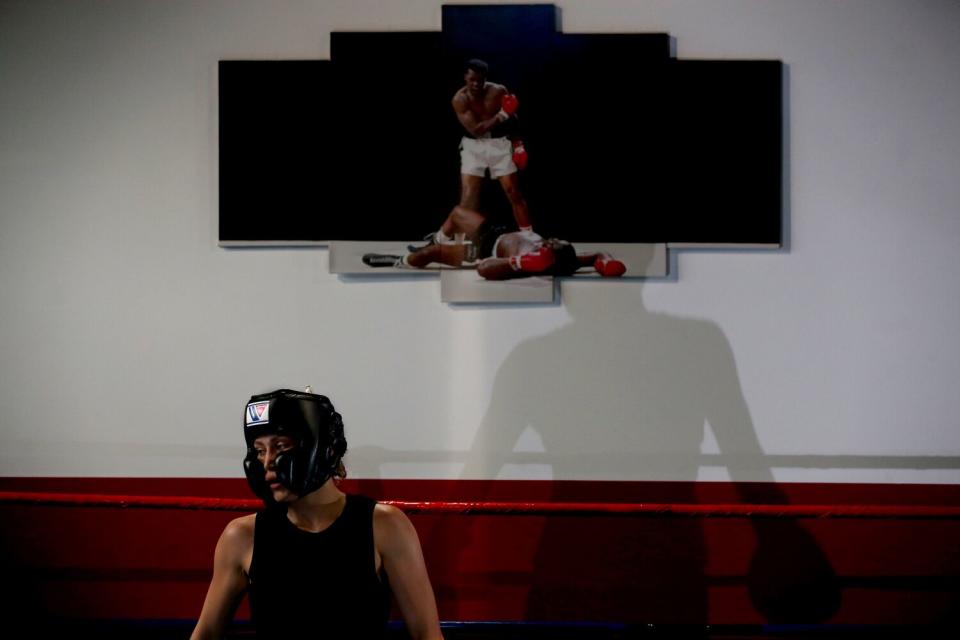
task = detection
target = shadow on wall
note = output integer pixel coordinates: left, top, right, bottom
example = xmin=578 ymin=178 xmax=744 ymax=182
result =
xmin=353 ymin=265 xmax=842 ymax=623
xmin=457 ymin=283 xmax=839 ymax=623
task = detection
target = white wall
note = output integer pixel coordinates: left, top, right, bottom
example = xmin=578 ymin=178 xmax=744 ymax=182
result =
xmin=1 ymin=0 xmax=958 ymax=483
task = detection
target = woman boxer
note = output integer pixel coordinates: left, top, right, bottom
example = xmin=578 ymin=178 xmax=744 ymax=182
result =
xmin=191 ymin=388 xmax=443 ymax=639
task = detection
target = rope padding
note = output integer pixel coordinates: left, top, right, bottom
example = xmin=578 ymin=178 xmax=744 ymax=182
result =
xmin=2 ymin=491 xmax=959 ymax=519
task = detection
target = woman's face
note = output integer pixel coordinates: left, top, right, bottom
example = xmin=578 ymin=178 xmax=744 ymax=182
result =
xmin=253 ymin=434 xmax=298 ymax=501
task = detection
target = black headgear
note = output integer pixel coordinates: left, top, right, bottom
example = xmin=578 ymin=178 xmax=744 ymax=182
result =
xmin=242 ymin=389 xmax=347 ymax=502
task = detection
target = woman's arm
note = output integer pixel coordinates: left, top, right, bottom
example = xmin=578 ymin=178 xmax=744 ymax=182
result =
xmin=374 ymin=504 xmax=444 ymax=640
xmin=190 ymin=516 xmax=253 ymax=640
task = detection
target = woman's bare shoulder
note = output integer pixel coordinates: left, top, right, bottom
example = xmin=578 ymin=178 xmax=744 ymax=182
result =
xmin=373 ymin=503 xmax=419 ymax=550
xmin=220 ymin=513 xmax=256 ymax=549
xmin=373 ymin=502 xmax=407 ymax=524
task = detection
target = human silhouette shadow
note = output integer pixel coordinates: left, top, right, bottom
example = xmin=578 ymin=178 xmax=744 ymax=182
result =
xmin=445 ymin=275 xmax=840 ymax=624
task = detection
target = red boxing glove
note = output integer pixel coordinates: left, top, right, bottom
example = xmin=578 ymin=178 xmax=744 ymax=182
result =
xmin=501 ymin=93 xmax=519 ymax=115
xmin=594 ymin=255 xmax=626 ymax=277
xmin=509 ymin=245 xmax=555 ymax=273
xmin=512 ymin=139 xmax=528 ymax=170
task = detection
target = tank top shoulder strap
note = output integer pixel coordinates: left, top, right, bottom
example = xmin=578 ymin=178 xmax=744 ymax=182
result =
xmin=339 ymin=494 xmax=378 ymax=563
xmin=345 ymin=493 xmax=377 ymax=519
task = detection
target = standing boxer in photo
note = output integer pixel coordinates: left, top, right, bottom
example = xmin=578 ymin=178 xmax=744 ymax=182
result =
xmin=417 ymin=59 xmax=531 ymax=251
xmin=454 ymin=58 xmax=530 ymax=228
xmin=191 ymin=389 xmax=443 ymax=640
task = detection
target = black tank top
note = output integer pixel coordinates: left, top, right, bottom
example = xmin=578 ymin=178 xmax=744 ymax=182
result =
xmin=249 ymin=494 xmax=390 ymax=638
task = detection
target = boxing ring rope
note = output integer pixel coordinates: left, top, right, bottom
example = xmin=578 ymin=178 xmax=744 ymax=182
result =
xmin=2 ymin=491 xmax=960 ymax=519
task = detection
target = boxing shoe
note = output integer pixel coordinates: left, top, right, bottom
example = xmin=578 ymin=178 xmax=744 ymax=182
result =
xmin=407 ymin=232 xmax=437 ymax=253
xmin=362 ymin=253 xmax=403 ymax=267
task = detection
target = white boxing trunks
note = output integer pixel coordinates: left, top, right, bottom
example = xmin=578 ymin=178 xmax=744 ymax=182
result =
xmin=460 ymin=136 xmax=516 ymax=178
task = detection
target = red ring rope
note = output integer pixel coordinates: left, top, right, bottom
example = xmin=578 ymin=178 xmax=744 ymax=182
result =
xmin=1 ymin=491 xmax=959 ymax=519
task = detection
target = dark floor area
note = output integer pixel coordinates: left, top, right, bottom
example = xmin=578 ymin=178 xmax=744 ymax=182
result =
xmin=26 ymin=620 xmax=948 ymax=639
